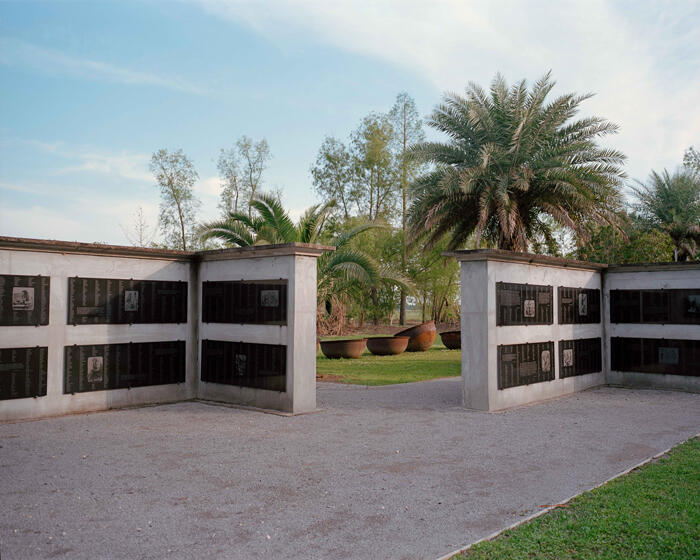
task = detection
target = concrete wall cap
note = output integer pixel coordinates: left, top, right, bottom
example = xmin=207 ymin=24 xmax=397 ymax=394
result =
xmin=442 ymin=249 xmax=607 ymax=271
xmin=0 ymin=236 xmax=334 ymax=261
xmin=606 ymin=261 xmax=700 ymax=273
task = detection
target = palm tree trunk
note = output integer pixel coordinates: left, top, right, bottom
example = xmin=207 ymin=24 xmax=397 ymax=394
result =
xmin=371 ymin=287 xmax=379 ymax=325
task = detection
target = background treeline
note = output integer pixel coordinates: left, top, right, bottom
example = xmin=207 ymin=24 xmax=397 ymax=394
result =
xmin=133 ymin=74 xmax=700 ymax=330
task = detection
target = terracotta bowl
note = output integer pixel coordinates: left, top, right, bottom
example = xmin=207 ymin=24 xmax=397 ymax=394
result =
xmin=394 ymin=320 xmax=437 ymax=352
xmin=366 ymin=336 xmax=409 ymax=356
xmin=319 ymin=338 xmax=367 ymax=359
xmin=440 ymin=330 xmax=461 ymax=350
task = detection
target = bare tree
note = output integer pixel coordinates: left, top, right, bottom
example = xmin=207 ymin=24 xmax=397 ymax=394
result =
xmin=217 ymin=147 xmax=241 ymax=217
xmin=150 ymin=148 xmax=201 ymax=251
xmin=237 ymin=136 xmax=271 ymax=217
xmin=121 ymin=206 xmax=156 ymax=247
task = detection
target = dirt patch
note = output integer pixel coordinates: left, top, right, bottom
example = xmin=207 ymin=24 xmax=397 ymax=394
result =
xmin=316 ymin=374 xmax=346 ymax=383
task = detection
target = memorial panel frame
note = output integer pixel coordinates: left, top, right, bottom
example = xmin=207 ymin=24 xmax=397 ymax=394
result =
xmin=202 ymin=280 xmax=288 ymax=325
xmin=201 ymin=339 xmax=286 ymax=392
xmin=558 ymin=337 xmax=602 ymax=378
xmin=0 ymin=274 xmax=50 ymax=326
xmin=610 ymin=337 xmax=700 ymax=376
xmin=610 ymin=289 xmax=700 ymax=325
xmin=497 ymin=341 xmax=555 ymax=389
xmin=558 ymin=287 xmax=601 ymax=324
xmin=496 ymin=282 xmax=553 ymax=326
xmin=67 ymin=277 xmax=187 ymax=325
xmin=0 ymin=346 xmax=48 ymax=400
xmin=64 ymin=340 xmax=186 ymax=393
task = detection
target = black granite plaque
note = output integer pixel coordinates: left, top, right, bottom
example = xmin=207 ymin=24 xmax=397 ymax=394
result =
xmin=0 ymin=275 xmax=50 ymax=326
xmin=610 ymin=289 xmax=700 ymax=325
xmin=0 ymin=346 xmax=48 ymax=400
xmin=610 ymin=337 xmax=700 ymax=376
xmin=559 ymin=337 xmax=602 ymax=378
xmin=67 ymin=278 xmax=187 ymax=325
xmin=201 ymin=339 xmax=286 ymax=392
xmin=496 ymin=282 xmax=553 ymax=326
xmin=558 ymin=287 xmax=601 ymax=324
xmin=64 ymin=341 xmax=185 ymax=393
xmin=497 ymin=341 xmax=555 ymax=389
xmin=202 ymin=280 xmax=287 ymax=325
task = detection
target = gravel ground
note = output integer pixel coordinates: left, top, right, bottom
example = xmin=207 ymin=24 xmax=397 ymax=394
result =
xmin=1 ymin=379 xmax=698 ymax=560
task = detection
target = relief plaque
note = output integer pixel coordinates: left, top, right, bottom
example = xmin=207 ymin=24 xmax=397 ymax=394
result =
xmin=0 ymin=275 xmax=50 ymax=326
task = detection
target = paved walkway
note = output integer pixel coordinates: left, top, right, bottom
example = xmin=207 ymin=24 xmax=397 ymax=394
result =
xmin=1 ymin=379 xmax=699 ymax=559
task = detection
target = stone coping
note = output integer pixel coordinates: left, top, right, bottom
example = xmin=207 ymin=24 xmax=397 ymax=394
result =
xmin=442 ymin=249 xmax=607 ymax=271
xmin=444 ymin=248 xmax=700 ymax=272
xmin=606 ymin=261 xmax=700 ymax=272
xmin=0 ymin=236 xmax=334 ymax=261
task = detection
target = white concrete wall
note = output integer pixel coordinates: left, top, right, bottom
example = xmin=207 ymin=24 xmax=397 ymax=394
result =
xmin=1 ymin=245 xmax=321 ymax=420
xmin=0 ymin=249 xmax=194 ymax=421
xmin=604 ymin=267 xmax=700 ymax=392
xmin=461 ymin=259 xmax=604 ymax=411
xmin=197 ymin=255 xmax=317 ymax=414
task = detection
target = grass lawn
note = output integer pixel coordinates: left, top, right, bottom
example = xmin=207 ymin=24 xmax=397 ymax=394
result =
xmin=316 ymin=334 xmax=461 ymax=385
xmin=453 ymin=438 xmax=700 ymax=560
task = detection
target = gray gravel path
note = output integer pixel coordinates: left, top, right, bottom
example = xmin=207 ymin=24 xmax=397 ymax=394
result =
xmin=1 ymin=379 xmax=699 ymax=560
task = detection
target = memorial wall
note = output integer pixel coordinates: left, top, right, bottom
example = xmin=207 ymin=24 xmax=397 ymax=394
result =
xmin=0 ymin=237 xmax=330 ymax=420
xmin=450 ymin=250 xmax=699 ymax=411
xmin=452 ymin=250 xmax=607 ymax=411
xmin=605 ymin=264 xmax=700 ymax=392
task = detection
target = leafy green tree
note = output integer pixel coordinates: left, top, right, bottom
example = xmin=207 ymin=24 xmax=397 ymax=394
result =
xmin=407 ymin=72 xmax=626 ymax=252
xmin=311 ymin=137 xmax=357 ymax=220
xmin=577 ymin=219 xmax=674 ymax=264
xmin=631 ymin=169 xmax=700 ymax=261
xmin=343 ymin=227 xmax=408 ymax=325
xmin=683 ymin=146 xmax=700 ymax=174
xmin=389 ymin=92 xmax=425 ymax=324
xmin=150 ymin=148 xmax=201 ymax=250
xmin=408 ymin=237 xmax=460 ymax=323
xmin=351 ymin=113 xmax=397 ymax=222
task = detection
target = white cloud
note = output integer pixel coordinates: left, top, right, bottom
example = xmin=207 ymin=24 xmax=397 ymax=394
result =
xmin=55 ymin=152 xmax=153 ymax=183
xmin=198 ymin=0 xmax=700 ymax=180
xmin=0 ymin=38 xmax=207 ymax=95
xmin=198 ymin=175 xmax=221 ymax=197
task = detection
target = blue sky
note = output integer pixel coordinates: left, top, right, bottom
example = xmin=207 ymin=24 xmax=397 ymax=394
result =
xmin=1 ymin=0 xmax=698 ymax=244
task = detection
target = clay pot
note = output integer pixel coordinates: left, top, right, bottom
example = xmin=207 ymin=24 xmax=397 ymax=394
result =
xmin=319 ymin=338 xmax=367 ymax=359
xmin=440 ymin=330 xmax=461 ymax=350
xmin=366 ymin=336 xmax=409 ymax=356
xmin=394 ymin=320 xmax=437 ymax=352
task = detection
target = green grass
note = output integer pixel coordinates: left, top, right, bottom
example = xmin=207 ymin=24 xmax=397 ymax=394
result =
xmin=454 ymin=438 xmax=700 ymax=560
xmin=317 ymin=335 xmax=461 ymax=385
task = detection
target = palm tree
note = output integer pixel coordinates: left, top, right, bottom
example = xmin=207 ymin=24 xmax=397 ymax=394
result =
xmin=199 ymin=193 xmax=409 ymax=309
xmin=407 ymin=72 xmax=626 ymax=252
xmin=199 ymin=193 xmax=335 ymax=246
xmin=631 ymin=169 xmax=700 ymax=261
